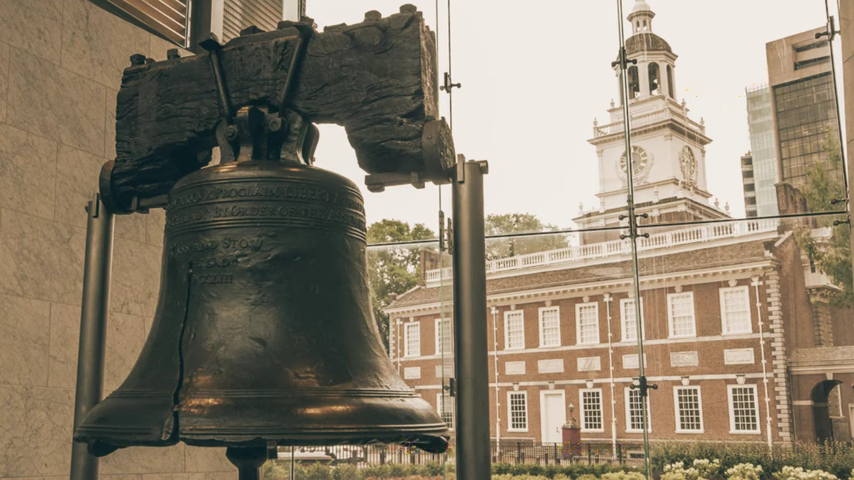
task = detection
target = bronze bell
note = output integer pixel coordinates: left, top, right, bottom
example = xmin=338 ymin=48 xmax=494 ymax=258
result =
xmin=74 ymin=160 xmax=450 ymax=454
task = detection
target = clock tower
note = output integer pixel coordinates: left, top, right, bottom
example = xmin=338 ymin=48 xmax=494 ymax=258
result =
xmin=574 ymin=0 xmax=729 ymax=242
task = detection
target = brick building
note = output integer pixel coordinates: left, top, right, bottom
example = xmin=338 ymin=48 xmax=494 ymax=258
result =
xmin=385 ymin=0 xmax=854 ymax=449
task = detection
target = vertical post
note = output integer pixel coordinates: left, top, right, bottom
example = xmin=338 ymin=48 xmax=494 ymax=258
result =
xmin=452 ymin=157 xmax=490 ymax=480
xmin=70 ymin=193 xmax=115 ymax=480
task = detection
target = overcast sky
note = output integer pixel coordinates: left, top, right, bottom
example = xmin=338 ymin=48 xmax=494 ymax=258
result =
xmin=303 ymin=0 xmax=842 ymax=232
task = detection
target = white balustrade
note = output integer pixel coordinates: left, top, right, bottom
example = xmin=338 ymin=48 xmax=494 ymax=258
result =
xmin=422 ymin=219 xmax=778 ymax=286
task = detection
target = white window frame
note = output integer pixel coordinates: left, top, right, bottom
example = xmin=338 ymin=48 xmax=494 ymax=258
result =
xmin=620 ymin=298 xmax=645 ymax=342
xmin=504 ymin=310 xmax=525 ymax=350
xmin=579 ymin=388 xmax=605 ymax=433
xmin=719 ymin=286 xmax=752 ymax=335
xmin=435 ymin=317 xmax=452 ymax=355
xmin=667 ymin=292 xmax=696 ymax=339
xmin=727 ymin=385 xmax=760 ymax=434
xmin=403 ymin=321 xmax=420 ymax=357
xmin=538 ymin=306 xmax=561 ymax=348
xmin=436 ymin=393 xmax=455 ymax=430
xmin=624 ymin=387 xmax=652 ymax=433
xmin=673 ymin=386 xmax=704 ymax=433
xmin=575 ymin=302 xmax=600 ymax=345
xmin=507 ymin=391 xmax=529 ymax=432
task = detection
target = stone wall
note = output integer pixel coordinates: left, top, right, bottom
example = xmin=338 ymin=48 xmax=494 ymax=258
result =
xmin=843 ymin=0 xmax=854 ymax=278
xmin=0 ymin=1 xmax=233 ymax=478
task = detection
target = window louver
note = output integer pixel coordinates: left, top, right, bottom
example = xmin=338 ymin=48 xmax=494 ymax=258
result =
xmin=106 ymin=0 xmax=189 ymax=46
xmin=222 ymin=0 xmax=283 ymax=43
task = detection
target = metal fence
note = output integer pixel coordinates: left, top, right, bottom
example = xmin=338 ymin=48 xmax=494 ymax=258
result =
xmin=275 ymin=441 xmax=643 ymax=467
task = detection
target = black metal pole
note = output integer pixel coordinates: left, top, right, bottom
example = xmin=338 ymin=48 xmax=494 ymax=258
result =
xmin=451 ymin=157 xmax=490 ymax=480
xmin=70 ymin=193 xmax=115 ymax=480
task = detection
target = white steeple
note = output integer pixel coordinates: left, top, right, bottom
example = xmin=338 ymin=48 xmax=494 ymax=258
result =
xmin=628 ymin=0 xmax=655 ymax=34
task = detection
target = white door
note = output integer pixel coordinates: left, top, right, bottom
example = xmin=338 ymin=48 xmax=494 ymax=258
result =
xmin=540 ymin=391 xmax=567 ymax=444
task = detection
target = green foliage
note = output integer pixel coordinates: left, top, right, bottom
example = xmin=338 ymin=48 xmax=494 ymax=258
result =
xmin=490 ymin=462 xmax=638 ymax=479
xmin=366 ymin=219 xmax=436 ymax=348
xmin=773 ymin=466 xmax=838 ymax=480
xmin=650 ymin=441 xmax=854 ymax=480
xmin=726 ymin=463 xmax=763 ymax=480
xmin=484 ymin=213 xmax=568 ymax=261
xmin=793 ymin=133 xmax=853 ymax=307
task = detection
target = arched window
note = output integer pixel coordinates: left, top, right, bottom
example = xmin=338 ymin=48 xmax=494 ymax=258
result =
xmin=648 ymin=63 xmax=660 ymax=95
xmin=667 ymin=65 xmax=675 ymax=98
xmin=628 ymin=66 xmax=640 ymax=99
xmin=643 ymin=20 xmax=648 ymax=30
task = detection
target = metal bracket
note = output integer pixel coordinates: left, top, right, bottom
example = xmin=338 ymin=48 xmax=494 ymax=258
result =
xmin=611 ymin=47 xmax=638 ymax=69
xmin=816 ymin=16 xmax=839 ymax=42
xmin=630 ymin=376 xmax=658 ymax=397
xmin=446 ymin=217 xmax=454 ymax=256
xmin=440 ymin=72 xmax=461 ymax=92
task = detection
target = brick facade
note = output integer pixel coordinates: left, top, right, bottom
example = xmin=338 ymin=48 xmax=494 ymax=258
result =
xmin=387 ymin=230 xmax=854 ymax=446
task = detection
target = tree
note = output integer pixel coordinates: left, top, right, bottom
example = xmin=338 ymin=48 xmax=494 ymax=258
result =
xmin=794 ymin=134 xmax=853 ymax=306
xmin=484 ymin=213 xmax=568 ymax=260
xmin=366 ymin=219 xmax=436 ymax=349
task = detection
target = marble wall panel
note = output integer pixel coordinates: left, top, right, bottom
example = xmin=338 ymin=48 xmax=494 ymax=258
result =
xmin=61 ymin=0 xmax=150 ymax=90
xmin=149 ymin=35 xmax=191 ymax=62
xmin=48 ymin=303 xmax=81 ymax=389
xmin=0 ymin=123 xmax=58 ymax=220
xmin=0 ymin=293 xmax=51 ymax=386
xmin=0 ymin=0 xmax=62 ymax=64
xmin=184 ymin=447 xmax=233 ymax=473
xmin=7 ymin=49 xmax=106 ymax=157
xmin=101 ymin=445 xmax=186 ymax=475
xmin=48 ymin=223 xmax=87 ymax=306
xmin=146 ymin=210 xmax=166 ymax=247
xmin=115 ymin=214 xmax=149 ymax=243
xmin=189 ymin=472 xmax=234 ymax=480
xmin=104 ymin=312 xmax=146 ymax=393
xmin=141 ymin=475 xmax=189 ymax=480
xmin=102 ymin=476 xmax=142 ymax=480
xmin=110 ymin=239 xmax=162 ymax=317
xmin=0 ymin=42 xmax=8 ymax=122
xmin=54 ymin=144 xmax=103 ymax=229
xmin=0 ymin=385 xmax=73 ymax=477
xmin=0 ymin=209 xmax=85 ymax=303
xmin=106 ymin=87 xmax=117 ymax=160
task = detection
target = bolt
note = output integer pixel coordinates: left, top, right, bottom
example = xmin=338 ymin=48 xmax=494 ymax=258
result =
xmin=364 ymin=10 xmax=382 ymax=21
xmin=225 ymin=125 xmax=239 ymax=141
xmin=129 ymin=53 xmax=146 ymax=66
xmin=399 ymin=4 xmax=417 ymax=14
xmin=268 ymin=117 xmax=283 ymax=132
xmin=166 ymin=48 xmax=180 ymax=60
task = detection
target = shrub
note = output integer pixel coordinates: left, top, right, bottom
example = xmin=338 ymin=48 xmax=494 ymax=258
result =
xmin=773 ymin=466 xmax=839 ymax=480
xmin=602 ymin=472 xmax=646 ymax=480
xmin=726 ymin=463 xmax=763 ymax=480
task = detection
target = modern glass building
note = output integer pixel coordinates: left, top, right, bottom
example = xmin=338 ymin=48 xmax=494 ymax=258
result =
xmin=744 ymin=85 xmax=779 ymax=217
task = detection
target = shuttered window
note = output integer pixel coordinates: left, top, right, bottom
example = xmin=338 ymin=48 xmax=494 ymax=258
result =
xmin=99 ymin=0 xmax=190 ymax=46
xmin=222 ymin=0 xmax=284 ymax=42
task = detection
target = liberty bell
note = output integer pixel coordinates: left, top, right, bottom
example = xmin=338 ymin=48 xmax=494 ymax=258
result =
xmin=74 ymin=107 xmax=451 ymax=457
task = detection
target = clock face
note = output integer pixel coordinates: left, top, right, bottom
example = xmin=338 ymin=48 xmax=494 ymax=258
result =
xmin=679 ymin=146 xmax=698 ymax=186
xmin=619 ymin=146 xmax=652 ymax=182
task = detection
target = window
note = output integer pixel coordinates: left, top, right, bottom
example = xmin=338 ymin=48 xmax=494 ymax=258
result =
xmin=508 ymin=391 xmax=528 ymax=431
xmin=404 ymin=322 xmax=420 ymax=357
xmin=728 ymin=385 xmax=760 ymax=433
xmin=667 ymin=292 xmax=696 ymax=338
xmin=580 ymin=389 xmax=604 ymax=432
xmin=504 ymin=311 xmax=525 ymax=350
xmin=625 ymin=387 xmax=652 ymax=432
xmin=437 ymin=393 xmax=454 ymax=429
xmin=674 ymin=386 xmax=704 ymax=433
xmin=98 ymin=0 xmax=190 ymax=46
xmin=539 ymin=307 xmax=561 ymax=347
xmin=720 ymin=286 xmax=752 ymax=334
xmin=620 ymin=298 xmax=645 ymax=342
xmin=576 ymin=303 xmax=600 ymax=345
xmin=435 ymin=317 xmax=453 ymax=355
